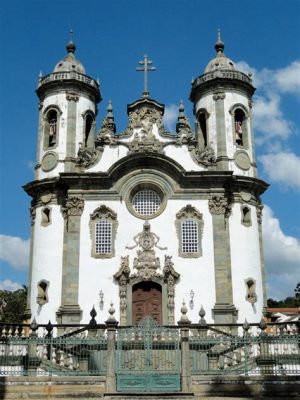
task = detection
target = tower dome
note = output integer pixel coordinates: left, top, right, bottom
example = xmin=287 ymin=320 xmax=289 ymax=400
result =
xmin=53 ymin=35 xmax=85 ymax=74
xmin=204 ymin=30 xmax=235 ymax=73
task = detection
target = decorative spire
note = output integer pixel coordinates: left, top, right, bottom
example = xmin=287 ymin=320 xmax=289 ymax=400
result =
xmin=107 ymin=100 xmax=114 ymax=119
xmin=178 ymin=100 xmax=185 ymax=117
xmin=66 ymin=29 xmax=76 ymax=54
xmin=215 ymin=29 xmax=224 ymax=56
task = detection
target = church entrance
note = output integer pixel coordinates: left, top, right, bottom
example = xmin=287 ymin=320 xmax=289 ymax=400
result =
xmin=132 ymin=281 xmax=162 ymax=325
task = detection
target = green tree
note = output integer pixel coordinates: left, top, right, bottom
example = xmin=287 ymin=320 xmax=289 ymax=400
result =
xmin=0 ymin=285 xmax=27 ymax=323
xmin=267 ymin=282 xmax=299 ymax=308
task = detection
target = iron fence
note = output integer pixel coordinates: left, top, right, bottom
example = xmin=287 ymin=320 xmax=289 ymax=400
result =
xmin=0 ymin=319 xmax=299 ymax=378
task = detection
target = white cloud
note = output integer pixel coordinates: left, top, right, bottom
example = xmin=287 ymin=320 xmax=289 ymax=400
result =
xmin=236 ymin=60 xmax=297 ymax=144
xmin=263 ymin=205 xmax=300 ymax=299
xmin=0 ymin=235 xmax=30 ymax=270
xmin=163 ymin=104 xmax=178 ymax=132
xmin=0 ymin=279 xmax=22 ymax=291
xmin=253 ymin=95 xmax=293 ymax=141
xmin=274 ymin=61 xmax=300 ymax=95
xmin=27 ymin=160 xmax=35 ymax=171
xmin=260 ymin=152 xmax=300 ymax=190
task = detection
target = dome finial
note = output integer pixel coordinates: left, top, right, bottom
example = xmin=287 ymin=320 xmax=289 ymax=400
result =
xmin=66 ymin=29 xmax=76 ymax=54
xmin=215 ymin=28 xmax=224 ymax=56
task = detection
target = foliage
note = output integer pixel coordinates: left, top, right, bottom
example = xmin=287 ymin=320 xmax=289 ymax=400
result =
xmin=0 ymin=285 xmax=27 ymax=323
xmin=267 ymin=282 xmax=300 ymax=308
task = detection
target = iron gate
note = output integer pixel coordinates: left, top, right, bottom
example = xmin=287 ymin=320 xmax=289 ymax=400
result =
xmin=116 ymin=317 xmax=181 ymax=392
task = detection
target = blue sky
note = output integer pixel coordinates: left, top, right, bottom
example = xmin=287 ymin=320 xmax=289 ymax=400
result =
xmin=0 ymin=0 xmax=299 ymax=300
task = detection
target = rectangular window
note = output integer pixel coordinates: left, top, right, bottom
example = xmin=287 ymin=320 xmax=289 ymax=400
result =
xmin=182 ymin=219 xmax=198 ymax=253
xmin=95 ymin=220 xmax=112 ymax=254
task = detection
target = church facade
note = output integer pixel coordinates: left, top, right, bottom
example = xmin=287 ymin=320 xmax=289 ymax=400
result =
xmin=24 ymin=34 xmax=268 ymax=327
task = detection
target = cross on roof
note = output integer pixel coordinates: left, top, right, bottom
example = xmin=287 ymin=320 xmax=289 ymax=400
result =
xmin=136 ymin=55 xmax=156 ymax=98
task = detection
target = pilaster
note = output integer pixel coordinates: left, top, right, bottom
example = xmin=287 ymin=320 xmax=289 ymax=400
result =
xmin=56 ymin=196 xmax=84 ymax=324
xmin=64 ymin=92 xmax=79 ymax=172
xmin=257 ymin=204 xmax=267 ymax=308
xmin=249 ymin=104 xmax=258 ymax=177
xmin=24 ymin=206 xmax=36 ymax=321
xmin=213 ymin=89 xmax=228 ymax=170
xmin=209 ymin=195 xmax=238 ymax=324
xmin=35 ymin=103 xmax=44 ymax=179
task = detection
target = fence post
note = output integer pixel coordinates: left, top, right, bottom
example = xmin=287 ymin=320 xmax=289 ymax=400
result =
xmin=105 ymin=303 xmax=118 ymax=393
xmin=257 ymin=317 xmax=274 ymax=375
xmin=27 ymin=318 xmax=39 ymax=375
xmin=178 ymin=301 xmax=191 ymax=393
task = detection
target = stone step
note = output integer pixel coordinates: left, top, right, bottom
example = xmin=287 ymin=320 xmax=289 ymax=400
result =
xmin=104 ymin=394 xmax=194 ymax=400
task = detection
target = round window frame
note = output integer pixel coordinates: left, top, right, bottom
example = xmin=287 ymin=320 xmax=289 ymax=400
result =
xmin=126 ymin=183 xmax=167 ymax=220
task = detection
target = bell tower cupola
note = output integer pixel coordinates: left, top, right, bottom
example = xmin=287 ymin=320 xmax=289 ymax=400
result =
xmin=190 ymin=31 xmax=257 ymax=176
xmin=35 ymin=32 xmax=101 ymax=178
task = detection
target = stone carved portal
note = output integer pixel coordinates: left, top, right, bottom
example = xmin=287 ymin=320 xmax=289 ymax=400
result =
xmin=114 ymin=221 xmax=180 ymax=325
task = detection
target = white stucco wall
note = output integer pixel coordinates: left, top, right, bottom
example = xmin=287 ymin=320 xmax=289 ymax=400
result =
xmin=78 ymin=198 xmax=215 ymax=324
xmin=30 ymin=205 xmax=64 ymax=323
xmin=229 ymin=203 xmax=264 ymax=323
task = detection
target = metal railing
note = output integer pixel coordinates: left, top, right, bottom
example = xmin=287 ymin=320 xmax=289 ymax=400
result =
xmin=0 ymin=314 xmax=299 ymax=378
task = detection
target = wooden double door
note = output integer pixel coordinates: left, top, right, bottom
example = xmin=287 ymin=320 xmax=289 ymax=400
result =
xmin=132 ymin=281 xmax=162 ymax=325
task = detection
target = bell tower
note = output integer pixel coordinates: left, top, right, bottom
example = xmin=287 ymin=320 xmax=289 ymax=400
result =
xmin=35 ymin=33 xmax=101 ymax=178
xmin=190 ymin=31 xmax=257 ymax=177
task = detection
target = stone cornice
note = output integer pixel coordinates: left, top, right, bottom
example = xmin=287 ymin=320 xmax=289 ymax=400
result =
xmin=36 ymin=72 xmax=101 ymax=103
xmin=23 ymin=167 xmax=268 ymax=202
xmin=190 ymin=70 xmax=255 ymax=103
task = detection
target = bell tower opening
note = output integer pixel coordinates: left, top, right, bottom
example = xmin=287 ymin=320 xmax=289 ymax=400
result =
xmin=132 ymin=281 xmax=162 ymax=325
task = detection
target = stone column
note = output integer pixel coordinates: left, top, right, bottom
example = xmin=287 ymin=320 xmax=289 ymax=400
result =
xmin=56 ymin=196 xmax=84 ymax=326
xmin=209 ymin=195 xmax=238 ymax=325
xmin=105 ymin=303 xmax=118 ymax=393
xmin=213 ymin=89 xmax=228 ymax=171
xmin=65 ymin=92 xmax=79 ymax=172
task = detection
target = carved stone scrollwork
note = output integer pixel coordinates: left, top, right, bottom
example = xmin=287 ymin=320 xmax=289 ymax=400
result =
xmin=62 ymin=197 xmax=84 ymax=219
xmin=192 ymin=145 xmax=216 ymax=166
xmin=163 ymin=256 xmax=180 ymax=315
xmin=213 ymin=89 xmax=226 ymax=101
xmin=176 ymin=116 xmax=194 ymax=142
xmin=76 ymin=144 xmax=99 ymax=168
xmin=128 ymin=132 xmax=164 ymax=155
xmin=209 ymin=195 xmax=231 ymax=217
xmin=256 ymin=204 xmax=263 ymax=225
xmin=114 ymin=222 xmax=180 ymax=325
xmin=90 ymin=205 xmax=117 ymax=222
xmin=30 ymin=206 xmax=36 ymax=226
xmin=66 ymin=92 xmax=79 ymax=102
xmin=97 ymin=117 xmax=117 ymax=144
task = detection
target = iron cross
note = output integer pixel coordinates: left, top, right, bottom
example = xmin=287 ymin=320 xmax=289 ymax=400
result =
xmin=136 ymin=55 xmax=156 ymax=98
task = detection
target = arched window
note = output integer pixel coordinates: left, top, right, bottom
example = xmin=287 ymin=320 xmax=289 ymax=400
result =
xmin=241 ymin=205 xmax=251 ymax=227
xmin=245 ymin=278 xmax=257 ymax=304
xmin=197 ymin=109 xmax=209 ymax=149
xmin=37 ymin=279 xmax=49 ymax=305
xmin=83 ymin=111 xmax=95 ymax=148
xmin=43 ymin=106 xmax=61 ymax=150
xmin=231 ymin=105 xmax=249 ymax=148
xmin=41 ymin=207 xmax=51 ymax=227
xmin=90 ymin=205 xmax=118 ymax=258
xmin=176 ymin=205 xmax=204 ymax=258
